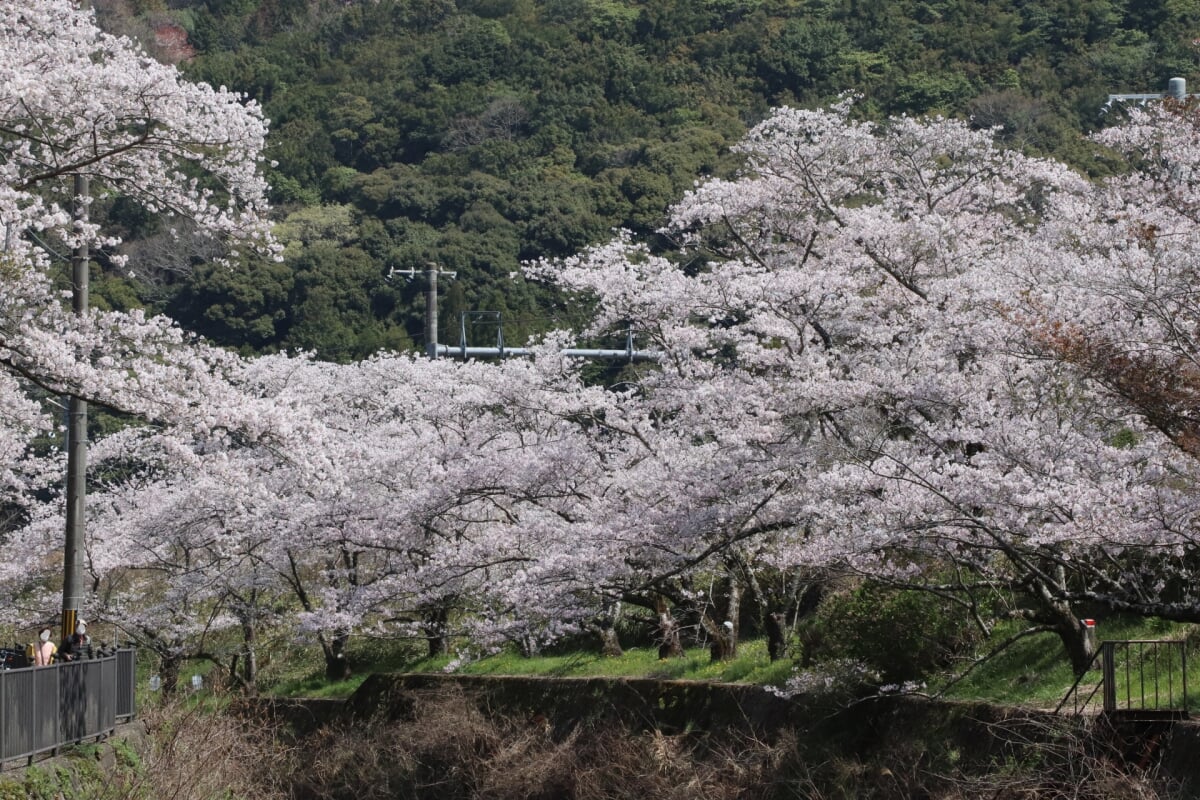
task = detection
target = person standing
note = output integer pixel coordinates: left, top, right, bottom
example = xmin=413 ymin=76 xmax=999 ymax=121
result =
xmin=59 ymin=621 xmax=92 ymax=662
xmin=34 ymin=628 xmax=56 ymax=666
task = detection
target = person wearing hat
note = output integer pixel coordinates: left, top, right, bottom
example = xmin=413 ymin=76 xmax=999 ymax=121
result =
xmin=59 ymin=621 xmax=93 ymax=662
xmin=33 ymin=628 xmax=56 ymax=666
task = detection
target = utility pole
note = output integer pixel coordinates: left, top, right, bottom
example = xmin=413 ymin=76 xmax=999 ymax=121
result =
xmin=389 ymin=263 xmax=457 ymax=359
xmin=425 ymin=265 xmax=440 ymax=360
xmin=62 ymin=172 xmax=88 ymax=644
xmin=58 ymin=0 xmax=95 ymax=649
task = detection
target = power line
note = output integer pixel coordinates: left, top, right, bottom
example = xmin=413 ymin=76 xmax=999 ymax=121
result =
xmin=389 ymin=265 xmax=662 ymax=362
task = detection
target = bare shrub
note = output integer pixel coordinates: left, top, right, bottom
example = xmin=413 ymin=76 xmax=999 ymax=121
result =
xmin=930 ymin=716 xmax=1181 ymax=800
xmin=798 ymin=711 xmax=1181 ymax=800
xmin=100 ymin=688 xmax=1183 ymax=800
xmin=124 ymin=699 xmax=289 ymax=800
xmin=281 ymin=687 xmax=790 ymax=800
xmin=282 ymin=689 xmax=1190 ymax=800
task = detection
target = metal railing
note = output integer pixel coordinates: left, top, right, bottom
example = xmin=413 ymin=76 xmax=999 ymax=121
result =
xmin=1057 ymin=640 xmax=1188 ymax=720
xmin=0 ymin=648 xmax=136 ymax=764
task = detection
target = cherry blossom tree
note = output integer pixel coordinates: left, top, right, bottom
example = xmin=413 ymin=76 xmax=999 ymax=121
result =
xmin=0 ymin=0 xmax=276 ymax=429
xmin=30 ymin=349 xmax=633 ymax=685
xmin=8 ymin=26 xmax=1200 ymax=689
xmin=994 ymin=100 xmax=1200 ymax=629
xmin=83 ymin=426 xmax=294 ymax=693
xmin=0 ymin=0 xmax=280 ymax=651
xmin=257 ymin=349 xmax=694 ymax=674
xmin=532 ymin=100 xmax=1195 ymax=674
xmin=0 ymin=363 xmax=327 ymax=690
xmin=0 ymin=0 xmax=272 ymax=256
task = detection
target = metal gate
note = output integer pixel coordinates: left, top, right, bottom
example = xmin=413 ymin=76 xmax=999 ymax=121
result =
xmin=1057 ymin=640 xmax=1188 ymax=720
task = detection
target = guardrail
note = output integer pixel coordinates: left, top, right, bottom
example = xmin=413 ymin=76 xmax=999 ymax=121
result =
xmin=1056 ymin=640 xmax=1188 ymax=720
xmin=0 ymin=648 xmax=136 ymax=764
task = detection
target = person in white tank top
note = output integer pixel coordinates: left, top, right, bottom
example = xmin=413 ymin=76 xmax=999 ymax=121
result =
xmin=34 ymin=628 xmax=56 ymax=666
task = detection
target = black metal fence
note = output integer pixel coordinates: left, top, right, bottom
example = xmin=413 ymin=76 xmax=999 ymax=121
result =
xmin=1057 ymin=640 xmax=1189 ymax=720
xmin=0 ymin=648 xmax=136 ymax=763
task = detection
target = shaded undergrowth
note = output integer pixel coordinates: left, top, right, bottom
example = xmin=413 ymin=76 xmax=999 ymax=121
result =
xmin=0 ymin=683 xmax=1184 ymax=799
xmin=274 ymin=686 xmax=1181 ymax=800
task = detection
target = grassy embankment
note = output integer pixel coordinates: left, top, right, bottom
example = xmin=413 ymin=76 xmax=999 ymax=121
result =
xmin=262 ymin=614 xmax=1200 ymax=711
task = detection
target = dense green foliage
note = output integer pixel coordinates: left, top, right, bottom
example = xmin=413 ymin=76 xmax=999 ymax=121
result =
xmin=804 ymin=582 xmax=983 ymax=683
xmin=89 ymin=0 xmax=1200 ymax=360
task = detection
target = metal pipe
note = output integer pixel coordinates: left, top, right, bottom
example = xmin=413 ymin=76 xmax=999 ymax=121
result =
xmin=434 ymin=344 xmax=661 ymax=361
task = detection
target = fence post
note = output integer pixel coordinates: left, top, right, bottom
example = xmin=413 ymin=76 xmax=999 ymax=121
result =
xmin=1183 ymin=642 xmax=1190 ymax=716
xmin=115 ymin=648 xmax=136 ymax=721
xmin=1102 ymin=641 xmax=1117 ymax=714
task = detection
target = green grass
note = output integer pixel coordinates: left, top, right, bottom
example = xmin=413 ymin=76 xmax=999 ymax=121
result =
xmin=408 ymin=639 xmax=796 ymax=685
xmin=265 ymin=638 xmax=796 ymax=698
xmin=935 ymin=626 xmax=1085 ymax=707
xmin=260 ymin=616 xmax=1200 ymax=714
xmin=265 ymin=637 xmax=433 ymax=698
xmin=937 ymin=616 xmax=1199 ymax=710
xmin=269 ymin=670 xmax=369 ymax=699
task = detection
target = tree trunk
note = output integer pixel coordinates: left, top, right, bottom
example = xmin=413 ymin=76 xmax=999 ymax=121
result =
xmin=519 ymin=634 xmax=541 ymax=658
xmin=709 ymin=624 xmax=736 ymax=662
xmin=729 ymin=551 xmax=768 ymax=637
xmin=702 ymin=574 xmax=742 ymax=662
xmin=321 ymin=632 xmax=351 ymax=682
xmin=766 ymin=611 xmax=787 ymax=661
xmin=593 ymin=600 xmax=623 ymax=657
xmin=242 ymin=620 xmax=258 ymax=689
xmin=160 ymin=653 xmax=181 ymax=697
xmin=422 ymin=603 xmax=452 ymax=657
xmin=1031 ymin=567 xmax=1097 ymax=677
xmin=598 ymin=625 xmax=623 ymax=657
xmin=655 ymin=595 xmax=683 ymax=659
xmin=1054 ymin=612 xmax=1098 ymax=677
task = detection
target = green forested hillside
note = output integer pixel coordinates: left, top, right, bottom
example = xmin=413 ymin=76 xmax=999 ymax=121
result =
xmin=95 ymin=0 xmax=1200 ymax=359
